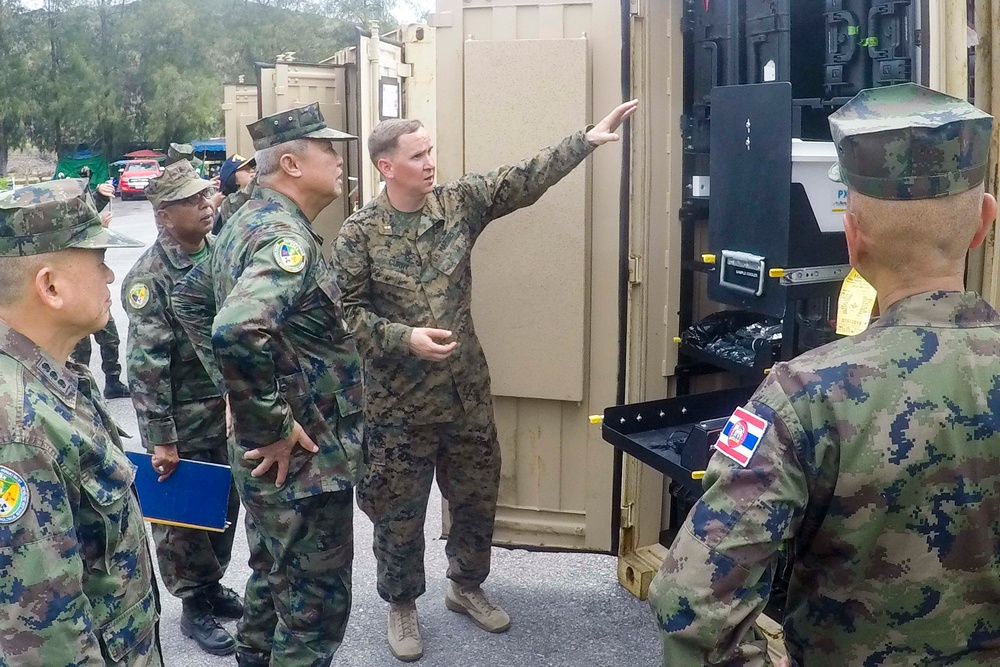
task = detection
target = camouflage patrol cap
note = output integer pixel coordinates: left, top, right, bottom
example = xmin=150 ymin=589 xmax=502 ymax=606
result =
xmin=828 ymin=83 xmax=994 ymax=200
xmin=0 ymin=180 xmax=142 ymax=257
xmin=145 ymin=160 xmax=213 ymax=208
xmin=247 ymin=102 xmax=357 ymax=150
xmin=165 ymin=142 xmax=202 ymax=166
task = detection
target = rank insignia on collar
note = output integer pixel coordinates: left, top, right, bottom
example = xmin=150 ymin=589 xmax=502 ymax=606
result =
xmin=273 ymin=238 xmax=306 ymax=273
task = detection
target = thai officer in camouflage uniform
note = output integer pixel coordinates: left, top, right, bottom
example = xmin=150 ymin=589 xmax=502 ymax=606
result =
xmin=649 ymin=84 xmax=1000 ymax=666
xmin=333 ymin=99 xmax=638 ymax=661
xmin=172 ymin=103 xmax=364 ymax=667
xmin=0 ymin=180 xmax=163 ymax=665
xmin=122 ymin=161 xmax=243 ymax=657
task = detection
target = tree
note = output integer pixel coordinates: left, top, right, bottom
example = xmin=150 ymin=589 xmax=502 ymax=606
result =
xmin=0 ymin=0 xmax=35 ymax=173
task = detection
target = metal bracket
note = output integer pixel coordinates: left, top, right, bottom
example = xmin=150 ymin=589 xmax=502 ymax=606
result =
xmin=778 ymin=264 xmax=852 ymax=286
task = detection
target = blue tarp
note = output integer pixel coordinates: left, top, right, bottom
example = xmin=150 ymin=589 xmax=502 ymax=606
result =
xmin=192 ymin=138 xmax=226 ymax=153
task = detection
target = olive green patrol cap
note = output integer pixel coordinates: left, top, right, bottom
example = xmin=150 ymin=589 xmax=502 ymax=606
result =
xmin=165 ymin=142 xmax=202 ymax=166
xmin=145 ymin=160 xmax=213 ymax=208
xmin=247 ymin=102 xmax=357 ymax=150
xmin=0 ymin=179 xmax=143 ymax=257
xmin=828 ymin=83 xmax=994 ymax=200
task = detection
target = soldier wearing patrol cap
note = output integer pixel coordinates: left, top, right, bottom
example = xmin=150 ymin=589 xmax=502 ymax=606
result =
xmin=121 ymin=160 xmax=244 ymax=657
xmin=171 ymin=102 xmax=363 ymax=667
xmin=649 ymin=83 xmax=1000 ymax=666
xmin=165 ymin=142 xmax=203 ymax=166
xmin=0 ymin=180 xmax=164 ymax=665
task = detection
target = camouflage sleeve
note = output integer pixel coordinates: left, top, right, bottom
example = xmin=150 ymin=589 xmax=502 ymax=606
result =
xmin=172 ymin=260 xmax=226 ymax=394
xmin=123 ymin=277 xmax=177 ymax=450
xmin=0 ymin=442 xmax=106 ymax=664
xmin=456 ymin=129 xmax=595 ymax=238
xmin=648 ymin=376 xmax=809 ymax=666
xmin=333 ymin=221 xmax=413 ymax=357
xmin=211 ymin=233 xmax=312 ymax=448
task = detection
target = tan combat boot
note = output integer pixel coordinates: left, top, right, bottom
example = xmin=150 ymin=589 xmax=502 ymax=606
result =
xmin=387 ymin=601 xmax=423 ymax=662
xmin=444 ymin=582 xmax=511 ymax=633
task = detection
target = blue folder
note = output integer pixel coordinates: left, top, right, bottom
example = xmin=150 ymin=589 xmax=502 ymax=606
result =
xmin=126 ymin=451 xmax=233 ymax=532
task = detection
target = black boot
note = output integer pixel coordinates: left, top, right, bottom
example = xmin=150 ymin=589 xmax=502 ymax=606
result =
xmin=203 ymin=582 xmax=244 ymax=620
xmin=181 ymin=598 xmax=236 ymax=656
xmin=103 ymin=377 xmax=130 ymax=399
xmin=236 ymin=652 xmax=270 ymax=667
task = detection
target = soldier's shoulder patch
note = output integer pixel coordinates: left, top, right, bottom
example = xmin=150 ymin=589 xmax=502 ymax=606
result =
xmin=273 ymin=238 xmax=306 ymax=273
xmin=0 ymin=467 xmax=29 ymax=524
xmin=714 ymin=407 xmax=770 ymax=468
xmin=128 ymin=282 xmax=150 ymax=309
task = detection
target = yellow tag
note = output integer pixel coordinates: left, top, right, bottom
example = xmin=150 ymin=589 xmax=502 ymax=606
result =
xmin=835 ymin=269 xmax=877 ymax=336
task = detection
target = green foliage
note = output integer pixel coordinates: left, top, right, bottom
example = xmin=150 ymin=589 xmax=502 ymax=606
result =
xmin=0 ymin=0 xmax=397 ymax=167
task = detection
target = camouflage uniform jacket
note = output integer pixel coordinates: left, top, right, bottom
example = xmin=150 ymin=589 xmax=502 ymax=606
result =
xmin=172 ymin=187 xmax=364 ymax=503
xmin=650 ymin=291 xmax=1000 ymax=666
xmin=334 ymin=130 xmax=594 ymax=425
xmin=123 ymin=232 xmax=226 ymax=453
xmin=0 ymin=323 xmax=161 ymax=666
xmin=213 ymin=175 xmax=257 ymax=235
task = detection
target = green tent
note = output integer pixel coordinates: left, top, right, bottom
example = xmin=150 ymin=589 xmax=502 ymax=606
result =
xmin=52 ymin=153 xmax=110 ymax=191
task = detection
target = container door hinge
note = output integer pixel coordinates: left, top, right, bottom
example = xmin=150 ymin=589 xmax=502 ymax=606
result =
xmin=621 ymin=501 xmax=634 ymax=530
xmin=628 ymin=255 xmax=642 ymax=286
xmin=629 ymin=0 xmax=643 ymax=18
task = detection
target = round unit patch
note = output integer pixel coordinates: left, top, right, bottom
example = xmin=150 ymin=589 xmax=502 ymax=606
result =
xmin=128 ymin=283 xmax=150 ymax=309
xmin=0 ymin=467 xmax=29 ymax=525
xmin=273 ymin=238 xmax=306 ymax=273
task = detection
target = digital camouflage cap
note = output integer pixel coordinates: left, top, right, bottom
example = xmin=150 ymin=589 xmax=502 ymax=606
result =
xmin=828 ymin=83 xmax=994 ymax=200
xmin=165 ymin=142 xmax=202 ymax=166
xmin=0 ymin=179 xmax=142 ymax=256
xmin=145 ymin=160 xmax=213 ymax=208
xmin=247 ymin=102 xmax=357 ymax=150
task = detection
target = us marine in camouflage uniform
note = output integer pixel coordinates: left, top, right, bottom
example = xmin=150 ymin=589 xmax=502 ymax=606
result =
xmin=0 ymin=180 xmax=163 ymax=665
xmin=333 ymin=99 xmax=638 ymax=661
xmin=649 ymin=84 xmax=1000 ymax=666
xmin=172 ymin=103 xmax=364 ymax=667
xmin=123 ymin=160 xmax=243 ymax=657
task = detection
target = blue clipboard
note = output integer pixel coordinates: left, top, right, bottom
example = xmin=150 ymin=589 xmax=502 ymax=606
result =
xmin=126 ymin=451 xmax=233 ymax=532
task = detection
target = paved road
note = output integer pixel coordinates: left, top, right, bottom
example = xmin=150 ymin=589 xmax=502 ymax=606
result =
xmin=92 ymin=197 xmax=662 ymax=666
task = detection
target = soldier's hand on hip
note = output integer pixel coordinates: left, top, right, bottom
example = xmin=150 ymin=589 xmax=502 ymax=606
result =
xmin=586 ymin=99 xmax=639 ymax=146
xmin=244 ymin=420 xmax=319 ymax=487
xmin=152 ymin=444 xmax=180 ymax=482
xmin=409 ymin=327 xmax=458 ymax=362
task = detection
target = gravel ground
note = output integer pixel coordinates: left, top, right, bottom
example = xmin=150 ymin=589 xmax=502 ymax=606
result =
xmin=92 ymin=197 xmax=662 ymax=666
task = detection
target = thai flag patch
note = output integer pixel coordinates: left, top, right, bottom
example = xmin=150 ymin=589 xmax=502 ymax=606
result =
xmin=714 ymin=407 xmax=770 ymax=467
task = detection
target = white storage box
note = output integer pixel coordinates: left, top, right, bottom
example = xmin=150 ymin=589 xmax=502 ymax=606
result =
xmin=791 ymin=139 xmax=847 ymax=233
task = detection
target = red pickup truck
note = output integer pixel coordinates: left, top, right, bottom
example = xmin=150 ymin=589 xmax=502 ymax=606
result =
xmin=118 ymin=160 xmax=162 ymax=200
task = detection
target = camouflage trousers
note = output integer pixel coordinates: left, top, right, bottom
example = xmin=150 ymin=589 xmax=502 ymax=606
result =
xmin=149 ymin=444 xmax=240 ymax=599
xmin=358 ymin=405 xmax=501 ymax=603
xmin=237 ymin=490 xmax=354 ymax=667
xmin=71 ymin=313 xmax=122 ymax=378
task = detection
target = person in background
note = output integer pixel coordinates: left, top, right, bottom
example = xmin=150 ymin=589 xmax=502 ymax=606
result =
xmin=123 ymin=160 xmax=244 ymax=657
xmin=70 ymin=165 xmax=131 ymax=399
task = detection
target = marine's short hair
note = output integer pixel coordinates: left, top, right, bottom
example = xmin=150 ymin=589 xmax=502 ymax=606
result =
xmin=368 ymin=119 xmax=424 ymax=166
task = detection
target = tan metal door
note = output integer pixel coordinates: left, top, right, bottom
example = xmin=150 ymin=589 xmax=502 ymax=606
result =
xmin=434 ymin=0 xmax=627 ymax=551
xmin=221 ymin=84 xmax=258 ymax=159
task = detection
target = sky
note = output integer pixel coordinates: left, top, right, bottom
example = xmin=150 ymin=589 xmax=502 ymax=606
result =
xmin=22 ymin=0 xmax=435 ymax=21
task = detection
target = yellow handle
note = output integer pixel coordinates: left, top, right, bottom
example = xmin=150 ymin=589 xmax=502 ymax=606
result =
xmin=589 ymin=415 xmax=603 ymax=425
xmin=768 ymin=268 xmax=785 ymax=278
xmin=673 ymin=336 xmax=682 ymax=344
xmin=691 ymin=470 xmax=705 ymax=480
xmin=701 ymin=253 xmax=716 ymax=264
